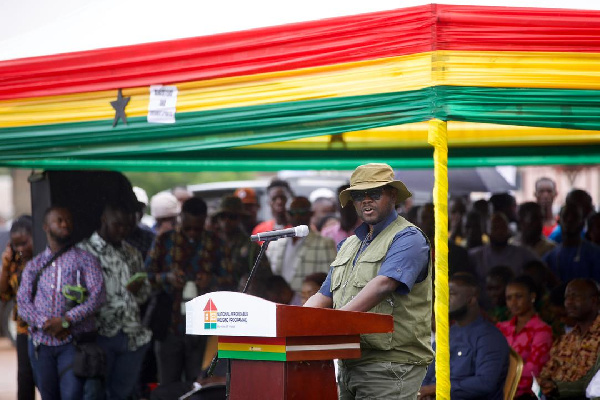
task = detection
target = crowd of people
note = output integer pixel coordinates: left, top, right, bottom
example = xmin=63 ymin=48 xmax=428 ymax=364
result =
xmin=410 ymin=177 xmax=600 ymax=399
xmin=0 ymin=177 xmax=337 ymax=400
xmin=2 ymin=167 xmax=600 ymax=399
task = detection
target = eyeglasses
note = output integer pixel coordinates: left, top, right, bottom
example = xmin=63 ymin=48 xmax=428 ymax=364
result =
xmin=350 ymin=188 xmax=385 ymax=202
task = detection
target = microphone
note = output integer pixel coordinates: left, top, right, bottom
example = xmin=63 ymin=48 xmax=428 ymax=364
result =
xmin=250 ymin=225 xmax=309 ymax=242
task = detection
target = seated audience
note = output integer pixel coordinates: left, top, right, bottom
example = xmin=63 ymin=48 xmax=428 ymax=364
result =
xmin=448 ymin=198 xmax=467 ymax=245
xmin=416 ymin=203 xmax=473 ymax=277
xmin=485 ymin=265 xmax=514 ymax=322
xmin=460 ymin=210 xmax=488 ymax=249
xmin=497 ymin=276 xmax=553 ymax=399
xmin=549 ymin=189 xmax=594 ymax=244
xmin=543 ymin=204 xmax=600 ymax=284
xmin=489 ymin=192 xmax=518 ymax=227
xmin=511 ymin=202 xmax=557 ymax=258
xmin=586 ymin=212 xmax=600 ymax=247
xmin=419 ymin=273 xmax=509 ymax=400
xmin=539 ymin=279 xmax=600 ymax=399
xmin=469 ymin=212 xmax=538 ymax=297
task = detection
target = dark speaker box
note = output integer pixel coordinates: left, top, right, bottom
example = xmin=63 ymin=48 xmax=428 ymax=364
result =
xmin=29 ymin=170 xmax=137 ymax=256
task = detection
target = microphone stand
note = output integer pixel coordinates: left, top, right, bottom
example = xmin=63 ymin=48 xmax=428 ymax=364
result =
xmin=205 ymin=239 xmax=272 ymax=382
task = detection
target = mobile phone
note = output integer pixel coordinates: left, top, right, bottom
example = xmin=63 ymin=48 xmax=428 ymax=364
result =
xmin=127 ymin=272 xmax=147 ymax=285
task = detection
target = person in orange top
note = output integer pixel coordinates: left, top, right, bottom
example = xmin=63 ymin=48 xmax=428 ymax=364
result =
xmin=534 ymin=177 xmax=558 ymax=238
xmin=0 ymin=216 xmax=35 ymax=400
xmin=251 ymin=179 xmax=293 ymax=242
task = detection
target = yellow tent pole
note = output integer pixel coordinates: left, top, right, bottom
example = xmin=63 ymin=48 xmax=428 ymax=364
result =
xmin=428 ymin=118 xmax=450 ymax=400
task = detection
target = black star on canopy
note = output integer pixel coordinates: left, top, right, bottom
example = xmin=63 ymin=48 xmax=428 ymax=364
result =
xmin=110 ymin=89 xmax=130 ymax=127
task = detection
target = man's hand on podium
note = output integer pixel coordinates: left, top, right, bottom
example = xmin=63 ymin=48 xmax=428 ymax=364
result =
xmin=303 ymin=292 xmax=333 ymax=308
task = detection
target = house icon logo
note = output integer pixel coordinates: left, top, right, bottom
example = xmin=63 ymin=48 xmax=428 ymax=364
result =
xmin=204 ymin=299 xmax=217 ymax=329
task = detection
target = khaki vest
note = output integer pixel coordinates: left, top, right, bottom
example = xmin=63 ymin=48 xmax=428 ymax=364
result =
xmin=331 ymin=215 xmax=433 ymax=365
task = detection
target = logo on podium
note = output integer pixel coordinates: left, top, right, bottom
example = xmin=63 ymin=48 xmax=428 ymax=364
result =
xmin=204 ymin=299 xmax=217 ymax=329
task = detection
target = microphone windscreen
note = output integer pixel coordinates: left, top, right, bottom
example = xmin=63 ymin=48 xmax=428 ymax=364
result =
xmin=295 ymin=225 xmax=309 ymax=237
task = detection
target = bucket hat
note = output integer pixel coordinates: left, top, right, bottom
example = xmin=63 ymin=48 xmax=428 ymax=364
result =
xmin=339 ymin=163 xmax=411 ymax=206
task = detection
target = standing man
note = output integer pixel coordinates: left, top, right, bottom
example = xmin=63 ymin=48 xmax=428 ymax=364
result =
xmin=268 ymin=196 xmax=337 ymax=292
xmin=305 ymin=163 xmax=432 ymax=399
xmin=78 ymin=203 xmax=152 ymax=399
xmin=146 ymin=197 xmax=223 ymax=385
xmin=534 ymin=177 xmax=558 ymax=237
xmin=17 ymin=206 xmax=105 ymax=399
xmin=233 ymin=187 xmax=261 ymax=234
xmin=252 ymin=179 xmax=293 ymax=237
xmin=213 ymin=195 xmax=271 ymax=291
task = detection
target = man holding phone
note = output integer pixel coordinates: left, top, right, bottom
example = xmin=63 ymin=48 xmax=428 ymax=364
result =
xmin=78 ymin=202 xmax=152 ymax=399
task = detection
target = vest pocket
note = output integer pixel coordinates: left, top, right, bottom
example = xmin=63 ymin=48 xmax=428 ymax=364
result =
xmin=354 ymin=261 xmax=394 ymax=350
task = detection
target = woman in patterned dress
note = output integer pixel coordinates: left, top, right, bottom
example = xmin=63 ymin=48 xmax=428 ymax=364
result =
xmin=497 ymin=275 xmax=554 ymax=400
xmin=0 ymin=216 xmax=35 ymax=400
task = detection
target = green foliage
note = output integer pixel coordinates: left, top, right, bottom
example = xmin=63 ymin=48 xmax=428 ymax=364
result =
xmin=124 ymin=171 xmax=257 ymax=197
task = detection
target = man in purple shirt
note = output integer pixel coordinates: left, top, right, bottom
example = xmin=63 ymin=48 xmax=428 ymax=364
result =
xmin=17 ymin=206 xmax=105 ymax=399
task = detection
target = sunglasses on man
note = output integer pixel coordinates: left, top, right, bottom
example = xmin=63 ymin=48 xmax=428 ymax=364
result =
xmin=350 ymin=187 xmax=386 ymax=202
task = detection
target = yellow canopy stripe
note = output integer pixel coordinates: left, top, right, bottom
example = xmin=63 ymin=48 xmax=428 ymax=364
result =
xmin=247 ymin=121 xmax=600 ymax=149
xmin=2 ymin=50 xmax=600 ymax=129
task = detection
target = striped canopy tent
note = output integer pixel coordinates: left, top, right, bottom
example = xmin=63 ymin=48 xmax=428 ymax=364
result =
xmin=3 ymin=3 xmax=600 ymax=398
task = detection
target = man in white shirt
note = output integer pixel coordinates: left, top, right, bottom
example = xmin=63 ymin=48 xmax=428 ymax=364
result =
xmin=267 ymin=196 xmax=337 ymax=291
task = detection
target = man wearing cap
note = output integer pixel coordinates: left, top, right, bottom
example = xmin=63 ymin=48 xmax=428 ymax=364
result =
xmin=233 ymin=188 xmax=261 ymax=234
xmin=145 ymin=197 xmax=224 ymax=386
xmin=213 ymin=196 xmax=271 ymax=291
xmin=305 ymin=163 xmax=433 ymax=399
xmin=149 ymin=192 xmax=180 ymax=237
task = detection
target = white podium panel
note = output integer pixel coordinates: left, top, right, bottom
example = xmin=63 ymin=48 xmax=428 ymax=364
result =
xmin=186 ymin=291 xmax=277 ymax=337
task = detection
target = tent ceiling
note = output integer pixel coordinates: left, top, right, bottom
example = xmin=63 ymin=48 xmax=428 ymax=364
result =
xmin=1 ymin=4 xmax=600 ymax=171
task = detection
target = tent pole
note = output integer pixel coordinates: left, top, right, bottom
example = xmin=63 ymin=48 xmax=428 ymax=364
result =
xmin=428 ymin=118 xmax=450 ymax=400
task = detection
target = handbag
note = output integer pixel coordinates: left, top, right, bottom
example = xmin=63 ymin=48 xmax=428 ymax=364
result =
xmin=72 ymin=332 xmax=106 ymax=379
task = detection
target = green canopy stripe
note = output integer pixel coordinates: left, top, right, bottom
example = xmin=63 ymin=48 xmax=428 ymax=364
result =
xmin=2 ymin=145 xmax=600 ymax=171
xmin=2 ymin=86 xmax=600 ymax=168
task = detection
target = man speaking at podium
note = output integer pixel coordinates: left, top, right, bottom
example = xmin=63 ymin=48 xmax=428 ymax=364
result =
xmin=305 ymin=163 xmax=433 ymax=400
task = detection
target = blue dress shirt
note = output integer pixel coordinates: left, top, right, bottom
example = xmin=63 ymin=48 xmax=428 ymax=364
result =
xmin=422 ymin=315 xmax=509 ymax=399
xmin=319 ymin=211 xmax=429 ymax=296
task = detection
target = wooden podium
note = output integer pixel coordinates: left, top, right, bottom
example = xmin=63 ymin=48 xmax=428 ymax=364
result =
xmin=186 ymin=292 xmax=393 ymax=400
